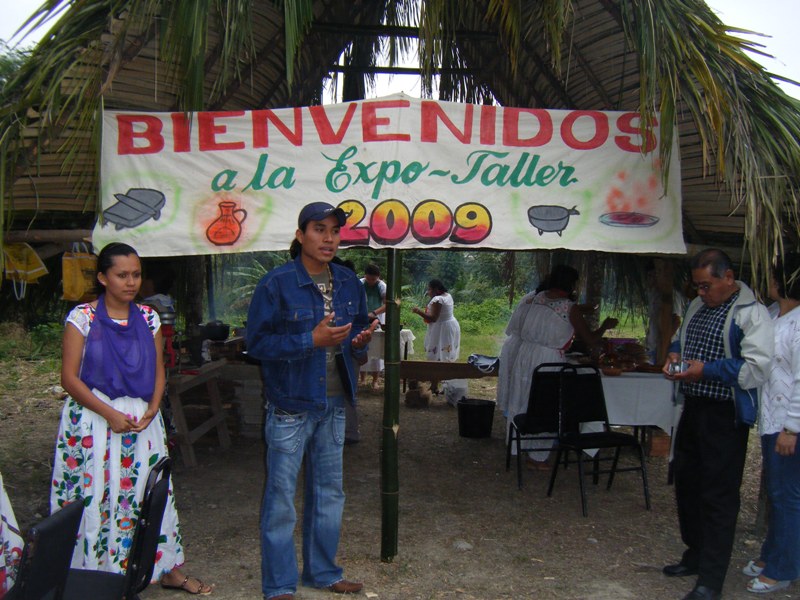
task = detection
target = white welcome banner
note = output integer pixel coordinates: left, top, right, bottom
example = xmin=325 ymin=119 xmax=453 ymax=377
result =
xmin=94 ymin=94 xmax=684 ymax=256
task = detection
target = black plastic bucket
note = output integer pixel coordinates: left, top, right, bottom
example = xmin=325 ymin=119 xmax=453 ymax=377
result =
xmin=457 ymin=398 xmax=495 ymax=438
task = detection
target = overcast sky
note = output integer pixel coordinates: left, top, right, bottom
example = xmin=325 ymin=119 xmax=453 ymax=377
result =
xmin=2 ymin=0 xmax=798 ymax=99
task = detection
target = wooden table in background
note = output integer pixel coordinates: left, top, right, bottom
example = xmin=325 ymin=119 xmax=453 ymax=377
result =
xmin=167 ymin=359 xmax=231 ymax=468
xmin=209 ymin=336 xmax=246 ymax=361
xmin=399 ymin=360 xmax=497 ymax=381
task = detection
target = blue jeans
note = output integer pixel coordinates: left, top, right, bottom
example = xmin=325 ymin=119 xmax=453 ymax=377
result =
xmin=759 ymin=433 xmax=800 ymax=581
xmin=261 ymin=397 xmax=346 ymax=599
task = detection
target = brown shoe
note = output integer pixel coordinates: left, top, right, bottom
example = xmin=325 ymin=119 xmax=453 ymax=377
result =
xmin=269 ymin=595 xmax=294 ymax=600
xmin=327 ymin=579 xmax=364 ymax=594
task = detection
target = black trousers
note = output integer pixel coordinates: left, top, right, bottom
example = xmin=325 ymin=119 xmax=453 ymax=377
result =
xmin=673 ymin=396 xmax=750 ymax=591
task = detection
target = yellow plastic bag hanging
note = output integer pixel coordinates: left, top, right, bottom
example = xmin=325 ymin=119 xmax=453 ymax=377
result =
xmin=3 ymin=242 xmax=48 ymax=282
xmin=61 ymin=243 xmax=97 ymax=302
xmin=3 ymin=242 xmax=49 ymax=300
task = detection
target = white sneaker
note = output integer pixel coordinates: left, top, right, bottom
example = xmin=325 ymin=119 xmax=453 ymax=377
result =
xmin=742 ymin=560 xmax=765 ymax=577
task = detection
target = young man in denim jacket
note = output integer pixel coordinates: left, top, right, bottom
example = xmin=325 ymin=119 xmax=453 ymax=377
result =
xmin=246 ymin=202 xmax=374 ymax=600
xmin=661 ymin=248 xmax=773 ymax=600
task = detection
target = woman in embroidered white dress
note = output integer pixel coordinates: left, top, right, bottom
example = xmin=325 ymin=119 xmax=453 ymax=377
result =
xmin=0 ymin=471 xmax=23 ymax=599
xmin=50 ymin=243 xmax=212 ymax=595
xmin=496 ymin=265 xmax=617 ymax=468
xmin=412 ymin=279 xmax=461 ymax=393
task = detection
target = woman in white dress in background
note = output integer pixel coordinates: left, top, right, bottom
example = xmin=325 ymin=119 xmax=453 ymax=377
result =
xmin=496 ymin=265 xmax=617 ymax=469
xmin=412 ymin=279 xmax=461 ymax=394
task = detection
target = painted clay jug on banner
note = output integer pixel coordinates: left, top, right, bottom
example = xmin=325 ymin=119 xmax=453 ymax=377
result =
xmin=206 ymin=201 xmax=247 ymax=245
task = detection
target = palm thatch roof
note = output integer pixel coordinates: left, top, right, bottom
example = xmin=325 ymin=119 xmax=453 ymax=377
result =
xmin=2 ymin=0 xmax=799 ymax=284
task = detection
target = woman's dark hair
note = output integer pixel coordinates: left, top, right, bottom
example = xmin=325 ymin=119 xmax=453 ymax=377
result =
xmin=543 ymin=265 xmax=579 ymax=295
xmin=94 ymin=243 xmax=139 ymax=294
xmin=428 ymin=279 xmax=447 ymax=294
xmin=773 ymin=253 xmax=800 ymax=301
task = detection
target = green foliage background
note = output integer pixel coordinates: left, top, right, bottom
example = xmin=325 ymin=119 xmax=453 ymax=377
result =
xmin=209 ymin=249 xmax=647 ymax=359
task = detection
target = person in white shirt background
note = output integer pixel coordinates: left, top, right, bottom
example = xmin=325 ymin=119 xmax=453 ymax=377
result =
xmin=359 ymin=264 xmax=387 ymax=391
xmin=743 ymin=253 xmax=800 ymax=594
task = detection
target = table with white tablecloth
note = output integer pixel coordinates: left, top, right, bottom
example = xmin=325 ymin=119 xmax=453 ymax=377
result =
xmin=602 ymin=372 xmax=680 ymax=433
xmin=578 ymin=372 xmax=681 ymax=461
xmin=366 ymin=329 xmax=416 ymax=362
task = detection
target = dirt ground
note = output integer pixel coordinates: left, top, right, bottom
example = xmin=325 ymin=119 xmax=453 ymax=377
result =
xmin=0 ymin=355 xmax=792 ymax=600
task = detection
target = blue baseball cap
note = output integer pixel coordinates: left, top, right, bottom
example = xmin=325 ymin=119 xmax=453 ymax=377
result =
xmin=297 ymin=202 xmax=347 ymax=229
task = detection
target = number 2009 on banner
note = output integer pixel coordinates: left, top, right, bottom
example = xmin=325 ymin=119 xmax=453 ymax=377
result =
xmin=338 ymin=199 xmax=492 ymax=246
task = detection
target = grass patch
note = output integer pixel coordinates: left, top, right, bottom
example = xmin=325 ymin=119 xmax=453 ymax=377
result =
xmin=0 ymin=322 xmax=62 ymax=361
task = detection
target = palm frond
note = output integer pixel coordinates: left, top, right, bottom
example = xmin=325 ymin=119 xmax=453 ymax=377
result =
xmin=619 ymin=0 xmax=800 ymax=285
xmin=383 ymin=0 xmax=418 ymax=67
xmin=277 ymin=0 xmax=314 ymax=85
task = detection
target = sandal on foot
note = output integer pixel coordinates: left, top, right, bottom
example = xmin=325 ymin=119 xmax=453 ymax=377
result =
xmin=161 ymin=575 xmax=214 ymax=595
xmin=742 ymin=560 xmax=765 ymax=577
xmin=747 ymin=576 xmax=790 ymax=594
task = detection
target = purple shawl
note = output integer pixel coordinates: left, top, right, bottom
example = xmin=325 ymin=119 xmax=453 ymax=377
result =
xmin=80 ymin=294 xmax=156 ymax=400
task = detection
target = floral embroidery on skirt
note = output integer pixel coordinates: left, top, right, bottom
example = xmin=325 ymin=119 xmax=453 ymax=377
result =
xmin=51 ymin=393 xmax=184 ymax=577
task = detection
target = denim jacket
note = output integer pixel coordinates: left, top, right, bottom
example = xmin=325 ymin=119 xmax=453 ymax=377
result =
xmin=669 ymin=280 xmax=773 ymax=426
xmin=246 ymin=255 xmax=369 ymax=411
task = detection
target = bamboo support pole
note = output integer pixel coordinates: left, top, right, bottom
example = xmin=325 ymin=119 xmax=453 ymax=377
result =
xmin=380 ymin=248 xmax=401 ymax=561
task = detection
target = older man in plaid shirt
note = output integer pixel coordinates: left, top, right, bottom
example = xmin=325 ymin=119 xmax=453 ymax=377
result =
xmin=660 ymin=248 xmax=773 ymax=600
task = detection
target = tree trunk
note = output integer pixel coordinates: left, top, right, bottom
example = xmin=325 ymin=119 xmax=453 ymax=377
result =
xmin=503 ymin=251 xmax=516 ymax=308
xmin=342 ymin=41 xmax=368 ymax=102
xmin=175 ymin=256 xmax=205 ymax=330
xmin=584 ymin=252 xmax=603 ymax=331
xmin=654 ymin=259 xmax=676 ymax=365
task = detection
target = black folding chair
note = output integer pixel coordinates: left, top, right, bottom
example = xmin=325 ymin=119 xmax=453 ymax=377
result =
xmin=546 ymin=364 xmax=651 ymax=517
xmin=505 ymin=362 xmax=566 ymax=489
xmin=63 ymin=456 xmax=171 ymax=600
xmin=5 ymin=500 xmax=84 ymax=600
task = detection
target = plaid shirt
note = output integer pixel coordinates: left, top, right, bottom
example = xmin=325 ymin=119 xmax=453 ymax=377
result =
xmin=681 ymin=291 xmax=739 ymax=400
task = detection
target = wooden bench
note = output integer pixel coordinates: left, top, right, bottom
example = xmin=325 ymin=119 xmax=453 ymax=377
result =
xmin=399 ymin=360 xmax=498 ymax=382
xmin=167 ymin=359 xmax=232 ymax=468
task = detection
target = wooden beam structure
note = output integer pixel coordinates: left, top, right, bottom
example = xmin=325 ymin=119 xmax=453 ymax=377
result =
xmin=4 ymin=229 xmax=92 ymax=243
